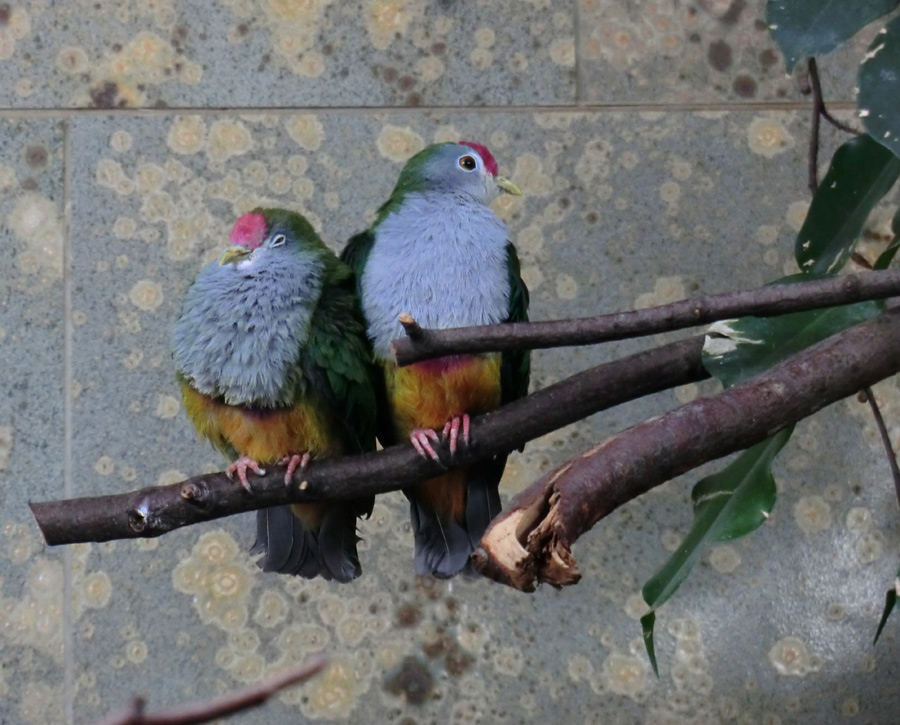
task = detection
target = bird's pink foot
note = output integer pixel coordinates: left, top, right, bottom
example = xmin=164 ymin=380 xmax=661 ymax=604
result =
xmin=278 ymin=452 xmax=311 ymax=486
xmin=226 ymin=456 xmax=265 ymax=493
xmin=410 ymin=428 xmax=441 ymax=462
xmin=441 ymin=414 xmax=470 ymax=456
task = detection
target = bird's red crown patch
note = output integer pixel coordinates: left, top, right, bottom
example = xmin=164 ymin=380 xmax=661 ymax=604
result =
xmin=459 ymin=141 xmax=498 ymax=177
xmin=230 ymin=212 xmax=267 ymax=250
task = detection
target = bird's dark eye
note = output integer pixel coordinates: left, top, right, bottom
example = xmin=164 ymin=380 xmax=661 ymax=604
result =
xmin=458 ymin=155 xmax=477 ymax=171
xmin=270 ymin=234 xmax=286 ymax=247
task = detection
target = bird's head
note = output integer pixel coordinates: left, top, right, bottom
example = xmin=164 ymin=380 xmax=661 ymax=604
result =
xmin=219 ymin=208 xmax=319 ymax=267
xmin=395 ymin=141 xmax=521 ymax=205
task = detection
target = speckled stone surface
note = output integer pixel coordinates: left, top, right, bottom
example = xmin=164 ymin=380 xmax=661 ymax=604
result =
xmin=2 ymin=1 xmax=900 ymax=723
xmin=577 ymin=0 xmax=869 ymax=104
xmin=0 ymin=1 xmax=575 ymax=109
xmin=54 ymin=110 xmax=899 ymax=724
xmin=0 ymin=118 xmax=66 ymax=724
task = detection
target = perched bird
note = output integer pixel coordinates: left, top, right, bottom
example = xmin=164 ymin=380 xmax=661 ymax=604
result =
xmin=343 ymin=141 xmax=530 ymax=578
xmin=173 ymin=208 xmax=376 ymax=582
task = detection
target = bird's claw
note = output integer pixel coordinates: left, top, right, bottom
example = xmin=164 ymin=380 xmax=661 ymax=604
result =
xmin=441 ymin=414 xmax=470 ymax=456
xmin=410 ymin=428 xmax=442 ymax=463
xmin=226 ymin=456 xmax=266 ymax=493
xmin=279 ymin=452 xmax=311 ymax=486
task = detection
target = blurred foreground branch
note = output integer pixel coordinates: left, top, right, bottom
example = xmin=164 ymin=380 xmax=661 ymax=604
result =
xmin=97 ymin=655 xmax=327 ymax=725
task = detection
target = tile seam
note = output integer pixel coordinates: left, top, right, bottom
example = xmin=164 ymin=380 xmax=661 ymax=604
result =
xmin=62 ymin=115 xmax=75 ymax=725
xmin=0 ymin=102 xmax=857 ymax=119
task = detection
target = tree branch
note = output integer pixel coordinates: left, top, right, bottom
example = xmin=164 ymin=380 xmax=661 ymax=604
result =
xmin=390 ymin=269 xmax=900 ymax=366
xmin=473 ymin=308 xmax=900 ymax=591
xmin=30 ymin=337 xmax=709 ymax=546
xmin=97 ymin=654 xmax=327 ymax=725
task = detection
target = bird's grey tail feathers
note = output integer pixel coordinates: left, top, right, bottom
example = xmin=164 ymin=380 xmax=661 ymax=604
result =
xmin=408 ymin=458 xmax=504 ymax=579
xmin=251 ymin=504 xmax=366 ymax=583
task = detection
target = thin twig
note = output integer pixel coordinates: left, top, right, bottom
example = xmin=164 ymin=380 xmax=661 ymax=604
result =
xmin=96 ymin=655 xmax=327 ymax=725
xmin=391 ymin=269 xmax=900 ymax=366
xmin=30 ymin=337 xmax=708 ymax=546
xmin=807 ymin=58 xmax=861 ymax=195
xmin=809 ymin=58 xmax=860 ymax=136
xmin=475 ymin=308 xmax=900 ymax=591
xmin=808 ymin=58 xmax=822 ymax=195
xmin=861 ymin=387 xmax=900 ymax=510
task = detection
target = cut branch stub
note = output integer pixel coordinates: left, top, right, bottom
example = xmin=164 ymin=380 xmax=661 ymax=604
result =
xmin=475 ymin=308 xmax=900 ymax=591
xmin=398 ymin=312 xmax=426 ymax=342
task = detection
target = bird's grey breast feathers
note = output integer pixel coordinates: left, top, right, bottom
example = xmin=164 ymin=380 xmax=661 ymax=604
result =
xmin=361 ymin=192 xmax=511 ymax=359
xmin=172 ymin=251 xmax=324 ymax=407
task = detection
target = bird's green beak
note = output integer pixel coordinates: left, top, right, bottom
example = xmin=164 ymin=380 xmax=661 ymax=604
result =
xmin=497 ymin=176 xmax=522 ymax=196
xmin=218 ymin=245 xmax=251 ymax=266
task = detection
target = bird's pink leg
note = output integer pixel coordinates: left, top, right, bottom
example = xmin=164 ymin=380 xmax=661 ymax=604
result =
xmin=441 ymin=414 xmax=471 ymax=456
xmin=278 ymin=452 xmax=311 ymax=486
xmin=226 ymin=456 xmax=265 ymax=493
xmin=410 ymin=428 xmax=441 ymax=462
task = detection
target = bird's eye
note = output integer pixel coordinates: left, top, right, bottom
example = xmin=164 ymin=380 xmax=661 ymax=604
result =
xmin=458 ymin=155 xmax=477 ymax=171
xmin=270 ymin=234 xmax=286 ymax=247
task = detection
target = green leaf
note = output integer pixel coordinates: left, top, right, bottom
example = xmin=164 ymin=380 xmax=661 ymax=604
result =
xmin=892 ymin=205 xmax=900 ymax=237
xmin=640 ymin=430 xmax=794 ymax=671
xmin=795 ymin=135 xmax=900 ymax=276
xmin=642 ymin=429 xmax=792 ymax=614
xmin=703 ymin=297 xmax=883 ymax=389
xmin=859 ymin=16 xmax=900 ymax=160
xmin=874 ymin=570 xmax=899 ymax=644
xmin=766 ymin=0 xmax=899 ymax=72
xmin=641 ymin=612 xmax=658 ymax=677
xmin=874 ymin=235 xmax=900 ymax=270
xmin=875 ymin=206 xmax=900 ymax=270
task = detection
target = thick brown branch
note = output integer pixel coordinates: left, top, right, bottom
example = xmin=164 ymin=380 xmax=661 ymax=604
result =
xmin=30 ymin=337 xmax=709 ymax=546
xmin=474 ymin=308 xmax=900 ymax=591
xmin=97 ymin=654 xmax=327 ymax=725
xmin=391 ymin=268 xmax=900 ymax=366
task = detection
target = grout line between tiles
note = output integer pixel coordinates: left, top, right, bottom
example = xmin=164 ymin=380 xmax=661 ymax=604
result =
xmin=62 ymin=116 xmax=75 ymax=725
xmin=0 ymin=101 xmax=859 ymax=120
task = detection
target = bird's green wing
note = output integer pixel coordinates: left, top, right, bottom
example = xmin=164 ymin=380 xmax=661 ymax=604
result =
xmin=501 ymin=242 xmax=530 ymax=405
xmin=302 ymin=258 xmax=378 ymax=457
xmin=340 ymin=229 xmax=396 ymax=447
xmin=340 ymin=229 xmax=375 ymax=295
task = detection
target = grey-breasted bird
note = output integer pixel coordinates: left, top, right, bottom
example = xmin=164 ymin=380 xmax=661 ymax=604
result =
xmin=173 ymin=208 xmax=376 ymax=582
xmin=342 ymin=141 xmax=530 ymax=578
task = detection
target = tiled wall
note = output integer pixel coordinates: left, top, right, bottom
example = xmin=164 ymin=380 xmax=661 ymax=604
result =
xmin=2 ymin=1 xmax=898 ymax=723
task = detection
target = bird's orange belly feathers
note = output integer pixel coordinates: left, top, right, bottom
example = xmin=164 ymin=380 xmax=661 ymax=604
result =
xmin=179 ymin=382 xmax=344 ymax=464
xmin=384 ymin=354 xmax=502 ymax=523
xmin=384 ymin=354 xmax=502 ymax=436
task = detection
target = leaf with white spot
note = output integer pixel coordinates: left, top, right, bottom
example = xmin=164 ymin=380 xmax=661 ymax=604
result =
xmin=860 ymin=16 xmax=900 ymax=158
xmin=795 ymin=134 xmax=900 ymax=276
xmin=766 ymin=0 xmax=899 ymax=72
xmin=703 ymin=280 xmax=882 ymax=388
